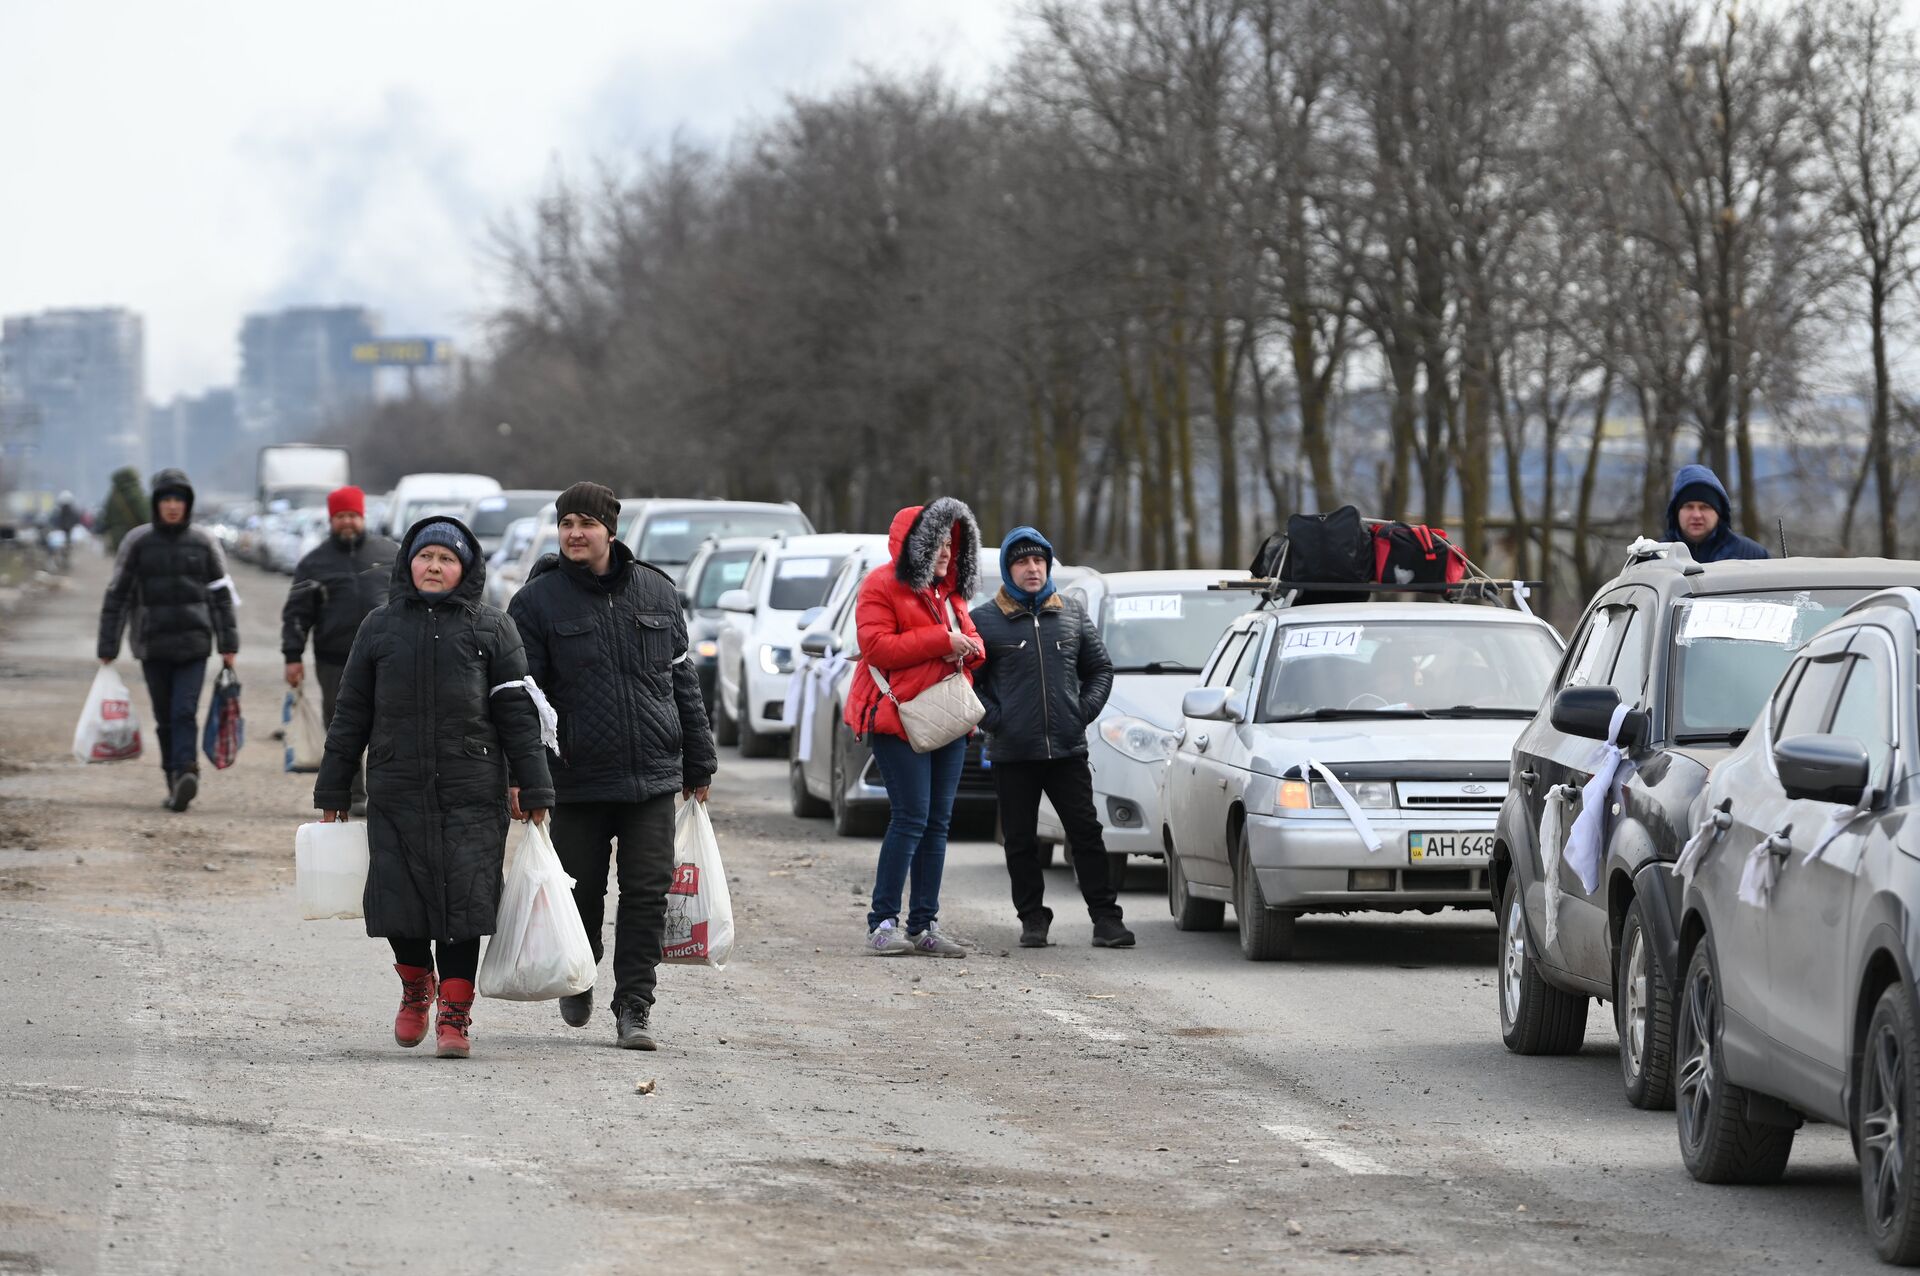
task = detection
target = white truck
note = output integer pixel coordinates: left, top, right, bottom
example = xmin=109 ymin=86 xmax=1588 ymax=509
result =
xmin=258 ymin=445 xmax=352 ymax=509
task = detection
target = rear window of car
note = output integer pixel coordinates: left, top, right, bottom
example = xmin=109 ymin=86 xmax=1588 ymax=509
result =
xmin=767 ymin=555 xmax=845 ymax=611
xmin=1665 ymin=590 xmax=1866 ymax=741
xmin=1100 ymin=590 xmax=1259 ymax=674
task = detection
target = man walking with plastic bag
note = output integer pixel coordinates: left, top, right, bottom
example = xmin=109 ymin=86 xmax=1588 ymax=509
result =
xmin=508 ymin=482 xmax=717 ymax=1050
xmin=96 ymin=468 xmax=238 ymax=812
xmin=281 ymin=486 xmax=398 ymax=809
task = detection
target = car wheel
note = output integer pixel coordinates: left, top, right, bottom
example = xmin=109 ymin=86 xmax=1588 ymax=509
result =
xmin=830 ymin=734 xmax=885 ymax=838
xmin=1167 ymin=841 xmax=1224 ymax=932
xmin=789 ymin=738 xmax=829 ymax=818
xmin=737 ymin=681 xmax=775 ymax=758
xmin=714 ymin=668 xmax=740 ymax=747
xmin=1497 ymin=873 xmax=1589 ymax=1055
xmin=1233 ymin=825 xmax=1295 ymax=961
xmin=1617 ymin=895 xmax=1676 ymax=1109
xmin=1674 ymin=939 xmax=1795 ymax=1184
xmin=1860 ymin=983 xmax=1920 ymax=1263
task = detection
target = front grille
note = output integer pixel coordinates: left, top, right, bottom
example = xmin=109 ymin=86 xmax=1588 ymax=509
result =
xmin=1403 ymin=794 xmax=1504 ymax=809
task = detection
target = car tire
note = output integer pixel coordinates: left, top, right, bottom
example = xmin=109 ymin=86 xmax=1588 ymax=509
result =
xmin=1859 ymin=983 xmax=1920 ymax=1263
xmin=789 ymin=741 xmax=829 ymax=818
xmin=1167 ymin=842 xmax=1224 ymax=932
xmin=1616 ymin=895 xmax=1676 ymax=1110
xmin=1674 ymin=939 xmax=1795 ymax=1184
xmin=714 ymin=668 xmax=740 ymax=747
xmin=831 ymin=733 xmax=886 ymax=838
xmin=737 ymin=682 xmax=776 ymax=758
xmin=1233 ymin=826 xmax=1295 ymax=961
xmin=1498 ymin=874 xmax=1589 ymax=1055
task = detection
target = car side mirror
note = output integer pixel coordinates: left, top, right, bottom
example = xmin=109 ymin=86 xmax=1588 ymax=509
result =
xmin=1182 ymin=687 xmax=1241 ymax=723
xmin=800 ymin=630 xmax=840 ymax=658
xmin=1550 ymin=686 xmax=1649 ymax=750
xmin=717 ymin=589 xmax=754 ymax=614
xmin=1774 ymin=733 xmax=1873 ymax=806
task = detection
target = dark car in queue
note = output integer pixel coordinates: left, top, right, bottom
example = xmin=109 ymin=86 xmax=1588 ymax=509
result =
xmin=678 ymin=536 xmax=766 ymax=720
xmin=1674 ymin=587 xmax=1920 ymax=1264
xmin=1496 ymin=549 xmax=1920 ymax=1112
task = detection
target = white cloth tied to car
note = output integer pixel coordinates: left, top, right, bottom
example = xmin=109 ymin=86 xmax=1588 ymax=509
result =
xmin=1541 ymin=705 xmax=1635 ymax=947
xmin=1304 ymin=760 xmax=1383 ymax=854
xmin=1538 ymin=783 xmax=1571 ymax=948
xmin=784 ymin=652 xmax=849 ymax=763
xmin=1740 ymin=801 xmax=1869 ymax=909
xmin=489 ymin=676 xmax=558 ymax=753
xmin=1674 ymin=805 xmax=1729 ymax=885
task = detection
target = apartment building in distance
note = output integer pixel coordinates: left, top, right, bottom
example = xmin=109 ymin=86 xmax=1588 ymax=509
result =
xmin=237 ymin=305 xmax=377 ymax=443
xmin=0 ymin=307 xmax=147 ymax=496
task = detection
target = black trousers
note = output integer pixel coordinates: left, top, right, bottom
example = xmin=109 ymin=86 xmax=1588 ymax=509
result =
xmin=315 ymin=661 xmax=365 ymax=806
xmin=141 ymin=659 xmax=206 ymax=777
xmin=389 ymin=937 xmax=480 ymax=983
xmin=552 ymin=794 xmax=676 ymax=1010
xmin=994 ymin=756 xmax=1121 ymax=923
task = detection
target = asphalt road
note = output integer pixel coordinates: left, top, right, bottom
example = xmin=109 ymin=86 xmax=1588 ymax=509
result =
xmin=0 ymin=552 xmax=1886 ymax=1273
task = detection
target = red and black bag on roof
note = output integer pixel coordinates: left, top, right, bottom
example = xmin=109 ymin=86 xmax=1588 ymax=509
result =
xmin=1372 ymin=522 xmax=1466 ymax=587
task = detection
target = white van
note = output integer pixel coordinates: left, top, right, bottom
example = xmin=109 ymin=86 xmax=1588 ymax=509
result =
xmin=386 ymin=474 xmax=502 ymax=539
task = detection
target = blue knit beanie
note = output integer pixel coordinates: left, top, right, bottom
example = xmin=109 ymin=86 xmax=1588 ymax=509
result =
xmin=411 ymin=521 xmax=473 ymax=568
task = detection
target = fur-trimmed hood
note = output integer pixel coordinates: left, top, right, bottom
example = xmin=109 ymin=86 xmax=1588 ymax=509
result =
xmin=889 ymin=498 xmax=980 ymax=597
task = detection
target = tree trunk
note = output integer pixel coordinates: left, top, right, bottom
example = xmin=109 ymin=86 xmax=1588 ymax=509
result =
xmin=1574 ymin=365 xmax=1615 ymax=599
xmin=1872 ymin=264 xmax=1898 ymax=556
xmin=1209 ymin=313 xmax=1241 ymax=568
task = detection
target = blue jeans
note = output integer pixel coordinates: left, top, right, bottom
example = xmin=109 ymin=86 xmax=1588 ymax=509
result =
xmin=866 ymin=732 xmax=966 ymax=933
xmin=141 ymin=659 xmax=206 ymax=776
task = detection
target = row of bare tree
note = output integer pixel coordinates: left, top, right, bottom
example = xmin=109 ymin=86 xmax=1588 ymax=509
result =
xmin=333 ymin=0 xmax=1920 ymax=613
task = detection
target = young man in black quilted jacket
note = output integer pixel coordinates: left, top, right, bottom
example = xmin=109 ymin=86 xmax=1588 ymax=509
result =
xmin=97 ymin=468 xmax=239 ymax=813
xmin=507 ymin=482 xmax=716 ymax=1050
xmin=970 ymin=526 xmax=1134 ymax=951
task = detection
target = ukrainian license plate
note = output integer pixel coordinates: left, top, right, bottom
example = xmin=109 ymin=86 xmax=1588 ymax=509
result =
xmin=1408 ymin=831 xmax=1494 ymax=864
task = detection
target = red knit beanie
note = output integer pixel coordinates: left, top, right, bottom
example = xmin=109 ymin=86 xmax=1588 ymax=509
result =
xmin=327 ymin=486 xmax=366 ymax=518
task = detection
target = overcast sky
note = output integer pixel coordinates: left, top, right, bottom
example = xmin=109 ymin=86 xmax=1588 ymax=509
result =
xmin=0 ymin=1 xmax=1021 ymax=400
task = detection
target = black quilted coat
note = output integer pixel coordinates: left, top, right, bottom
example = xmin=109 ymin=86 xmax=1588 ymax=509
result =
xmin=280 ymin=531 xmax=401 ymax=665
xmin=314 ymin=517 xmax=556 ymax=942
xmin=507 ymin=538 xmax=717 ymax=804
xmin=96 ymin=469 xmax=240 ymax=664
xmin=969 ymin=588 xmax=1114 ymax=763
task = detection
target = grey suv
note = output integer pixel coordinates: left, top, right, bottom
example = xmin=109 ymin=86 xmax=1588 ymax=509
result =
xmin=1496 ymin=551 xmax=1920 ymax=1110
xmin=1675 ymin=587 xmax=1920 ymax=1264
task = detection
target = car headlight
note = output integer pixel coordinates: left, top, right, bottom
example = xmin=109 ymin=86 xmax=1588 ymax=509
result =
xmin=695 ymin=639 xmax=719 ymax=660
xmin=758 ymin=644 xmax=794 ymax=675
xmin=1312 ymin=780 xmax=1395 ymax=809
xmin=1099 ymin=714 xmax=1178 ymax=763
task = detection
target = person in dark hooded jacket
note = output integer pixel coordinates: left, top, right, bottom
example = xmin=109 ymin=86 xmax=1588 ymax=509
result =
xmin=843 ymin=498 xmax=986 ymax=958
xmin=314 ymin=516 xmax=556 ymax=1060
xmin=97 ymin=467 xmax=239 ymax=812
xmin=1664 ymin=463 xmax=1770 ymax=563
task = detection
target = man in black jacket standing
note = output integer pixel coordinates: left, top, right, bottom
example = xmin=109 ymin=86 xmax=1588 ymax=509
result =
xmin=508 ymin=482 xmax=717 ymax=1050
xmin=971 ymin=526 xmax=1134 ymax=950
xmin=97 ymin=468 xmax=239 ymax=813
xmin=281 ymin=486 xmax=398 ymax=815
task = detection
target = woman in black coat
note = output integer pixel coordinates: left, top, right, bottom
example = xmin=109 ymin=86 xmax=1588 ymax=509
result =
xmin=315 ymin=517 xmax=556 ymax=1059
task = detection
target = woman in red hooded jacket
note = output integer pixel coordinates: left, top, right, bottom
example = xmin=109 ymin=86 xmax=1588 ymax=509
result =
xmin=845 ymin=498 xmax=986 ymax=957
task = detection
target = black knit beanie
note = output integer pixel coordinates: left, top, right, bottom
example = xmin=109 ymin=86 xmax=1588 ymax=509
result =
xmin=556 ymin=481 xmax=620 ymax=531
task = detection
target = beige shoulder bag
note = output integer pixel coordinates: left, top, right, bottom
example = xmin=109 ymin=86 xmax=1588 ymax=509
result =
xmin=868 ymin=598 xmax=984 ymax=753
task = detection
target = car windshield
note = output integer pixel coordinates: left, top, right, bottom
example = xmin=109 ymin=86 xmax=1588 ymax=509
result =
xmin=1666 ymin=589 xmax=1864 ymax=741
xmin=467 ymin=495 xmax=552 ymax=537
xmin=1261 ymin=620 xmax=1562 ymax=720
xmin=767 ymin=555 xmax=845 ymax=611
xmin=639 ymin=510 xmax=809 ymax=564
xmin=1101 ymin=589 xmax=1259 ymax=673
xmin=693 ymin=550 xmax=755 ymax=609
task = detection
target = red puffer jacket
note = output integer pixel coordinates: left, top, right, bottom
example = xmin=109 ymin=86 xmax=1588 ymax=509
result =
xmin=844 ymin=499 xmax=986 ymax=741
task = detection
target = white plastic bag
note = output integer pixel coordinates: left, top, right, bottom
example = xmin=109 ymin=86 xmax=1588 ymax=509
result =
xmin=295 ymin=821 xmax=369 ymax=920
xmin=477 ymin=819 xmax=595 ymax=1000
xmin=73 ymin=665 xmax=142 ymax=763
xmin=663 ymin=799 xmax=735 ymax=968
xmin=283 ymin=684 xmax=326 ymax=772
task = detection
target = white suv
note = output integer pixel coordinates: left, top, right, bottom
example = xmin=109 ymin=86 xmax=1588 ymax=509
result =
xmin=715 ymin=533 xmax=888 ymax=756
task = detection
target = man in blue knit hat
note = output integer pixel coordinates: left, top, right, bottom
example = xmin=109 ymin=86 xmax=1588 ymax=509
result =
xmin=970 ymin=526 xmax=1133 ymax=950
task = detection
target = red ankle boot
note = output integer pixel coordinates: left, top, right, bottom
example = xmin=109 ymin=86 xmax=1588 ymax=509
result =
xmin=436 ymin=978 xmax=474 ymax=1059
xmin=393 ymin=963 xmax=436 ymax=1047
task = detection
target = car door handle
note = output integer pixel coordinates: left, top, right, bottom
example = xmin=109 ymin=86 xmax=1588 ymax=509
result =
xmin=1194 ymin=734 xmax=1210 ymax=752
xmin=1518 ymin=769 xmax=1538 ymax=788
xmin=1765 ymin=827 xmax=1795 ymax=858
xmin=1549 ymin=783 xmax=1579 ymax=802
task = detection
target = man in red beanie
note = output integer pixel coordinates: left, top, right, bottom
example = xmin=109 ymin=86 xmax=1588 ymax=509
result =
xmin=281 ymin=485 xmax=399 ymax=813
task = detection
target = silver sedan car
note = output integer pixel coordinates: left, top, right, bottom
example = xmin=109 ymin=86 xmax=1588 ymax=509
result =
xmin=1162 ymin=601 xmax=1564 ymax=960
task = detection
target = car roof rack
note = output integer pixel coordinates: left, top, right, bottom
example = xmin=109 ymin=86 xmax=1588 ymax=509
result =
xmin=1212 ymin=515 xmax=1541 ymax=614
xmin=1621 ymin=537 xmax=1705 ymax=575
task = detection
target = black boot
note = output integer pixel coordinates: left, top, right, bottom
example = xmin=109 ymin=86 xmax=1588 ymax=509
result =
xmin=614 ymin=1000 xmax=656 ymax=1051
xmin=1018 ymin=910 xmax=1052 ymax=948
xmin=1091 ymin=915 xmax=1135 ymax=948
xmin=559 ymin=987 xmax=593 ymax=1029
xmin=166 ymin=770 xmax=198 ymax=813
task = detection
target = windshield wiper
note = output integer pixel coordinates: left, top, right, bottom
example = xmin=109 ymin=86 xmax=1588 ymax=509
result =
xmin=1428 ymin=706 xmax=1537 ymax=719
xmin=1112 ymin=661 xmax=1203 ymax=674
xmin=1271 ymin=708 xmax=1435 ymax=721
xmin=1674 ymin=728 xmax=1749 ymax=746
